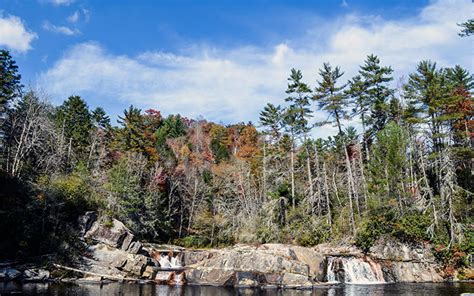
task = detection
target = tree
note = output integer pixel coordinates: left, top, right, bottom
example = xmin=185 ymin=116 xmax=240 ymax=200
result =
xmin=259 ymin=103 xmax=283 ymax=142
xmin=284 ymin=69 xmax=313 ymax=209
xmin=314 ymin=62 xmax=347 ymax=134
xmin=0 ymin=50 xmax=22 ymax=110
xmin=55 ymin=96 xmax=92 ymax=161
xmin=458 ymin=19 xmax=474 ymax=37
xmin=0 ymin=50 xmax=22 ymax=167
xmin=358 ymin=54 xmax=394 ymax=136
xmin=91 ymin=107 xmax=111 ymax=129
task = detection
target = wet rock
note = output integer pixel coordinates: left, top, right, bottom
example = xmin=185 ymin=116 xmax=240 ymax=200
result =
xmin=0 ymin=268 xmax=21 ymax=281
xmin=281 ymin=273 xmax=313 ymax=288
xmin=142 ymin=266 xmax=156 ymax=279
xmin=235 ymin=271 xmax=259 ymax=287
xmin=23 ymin=269 xmax=50 ymax=282
xmin=114 ymin=254 xmax=148 ymax=277
xmin=155 ymin=271 xmax=174 ymax=284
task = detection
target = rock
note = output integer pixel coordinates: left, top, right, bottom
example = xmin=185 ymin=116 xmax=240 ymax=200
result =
xmin=235 ymin=271 xmax=259 ymax=287
xmin=388 ymin=262 xmax=443 ymax=282
xmin=182 ymin=250 xmax=213 ymax=266
xmin=370 ymin=237 xmax=435 ymax=263
xmin=142 ymin=266 xmax=156 ymax=279
xmin=84 ymin=218 xmax=135 ymax=250
xmin=0 ymin=268 xmax=21 ymax=281
xmin=281 ymin=273 xmax=313 ymax=288
xmin=186 ymin=268 xmax=235 ymax=286
xmin=78 ymin=211 xmax=97 ymax=236
xmin=290 ymin=245 xmax=325 ymax=280
xmin=23 ymin=269 xmax=50 ymax=282
xmin=115 ymin=254 xmax=149 ymax=277
xmin=127 ymin=241 xmax=143 ymax=254
xmin=155 ymin=271 xmax=174 ymax=284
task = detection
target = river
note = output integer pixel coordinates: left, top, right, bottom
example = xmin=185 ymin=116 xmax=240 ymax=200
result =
xmin=0 ymin=282 xmax=473 ymax=295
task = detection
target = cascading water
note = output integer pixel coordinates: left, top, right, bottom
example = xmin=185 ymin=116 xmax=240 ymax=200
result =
xmin=159 ymin=254 xmax=182 ymax=268
xmin=326 ymin=256 xmax=386 ymax=284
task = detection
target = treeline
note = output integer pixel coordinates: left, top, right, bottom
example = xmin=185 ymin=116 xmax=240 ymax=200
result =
xmin=0 ymin=46 xmax=472 ymax=270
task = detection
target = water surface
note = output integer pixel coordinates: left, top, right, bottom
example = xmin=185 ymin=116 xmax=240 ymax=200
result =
xmin=0 ymin=282 xmax=473 ymax=295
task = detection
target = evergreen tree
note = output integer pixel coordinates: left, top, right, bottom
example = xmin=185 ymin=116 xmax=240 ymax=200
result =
xmin=91 ymin=107 xmax=111 ymax=129
xmin=358 ymin=54 xmax=394 ymax=136
xmin=313 ymin=62 xmax=347 ymax=134
xmin=259 ymin=103 xmax=283 ymax=142
xmin=458 ymin=19 xmax=474 ymax=37
xmin=0 ymin=50 xmax=22 ymax=110
xmin=0 ymin=50 xmax=22 ymax=167
xmin=55 ymin=96 xmax=92 ymax=159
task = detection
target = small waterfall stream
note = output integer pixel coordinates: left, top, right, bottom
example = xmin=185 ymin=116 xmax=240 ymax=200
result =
xmin=159 ymin=254 xmax=182 ymax=268
xmin=326 ymin=256 xmax=385 ymax=284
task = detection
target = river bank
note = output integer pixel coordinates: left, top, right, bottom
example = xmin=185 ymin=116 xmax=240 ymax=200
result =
xmin=1 ymin=212 xmax=472 ymax=289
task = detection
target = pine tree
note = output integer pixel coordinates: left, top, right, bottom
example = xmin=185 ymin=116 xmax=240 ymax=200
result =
xmin=358 ymin=54 xmax=394 ymax=136
xmin=55 ymin=96 xmax=92 ymax=160
xmin=91 ymin=107 xmax=111 ymax=129
xmin=313 ymin=62 xmax=347 ymax=134
xmin=283 ymin=69 xmax=313 ymax=209
xmin=259 ymin=103 xmax=283 ymax=142
xmin=0 ymin=50 xmax=23 ymax=167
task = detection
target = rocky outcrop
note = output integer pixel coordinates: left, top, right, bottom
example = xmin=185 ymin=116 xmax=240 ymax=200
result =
xmin=185 ymin=244 xmax=320 ymax=288
xmin=61 ymin=213 xmax=461 ymax=287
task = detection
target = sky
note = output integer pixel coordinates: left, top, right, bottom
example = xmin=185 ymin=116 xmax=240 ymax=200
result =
xmin=0 ymin=0 xmax=472 ymax=136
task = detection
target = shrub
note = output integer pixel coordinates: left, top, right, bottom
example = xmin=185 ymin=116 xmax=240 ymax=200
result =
xmin=392 ymin=212 xmax=430 ymax=242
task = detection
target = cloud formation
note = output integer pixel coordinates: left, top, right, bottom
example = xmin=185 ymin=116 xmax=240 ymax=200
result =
xmin=0 ymin=15 xmax=37 ymax=53
xmin=38 ymin=0 xmax=472 ymax=136
xmin=67 ymin=11 xmax=80 ymax=23
xmin=44 ymin=0 xmax=74 ymax=6
xmin=43 ymin=21 xmax=80 ymax=36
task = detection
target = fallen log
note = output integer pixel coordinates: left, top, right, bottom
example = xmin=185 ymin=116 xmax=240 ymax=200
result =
xmin=52 ymin=263 xmax=140 ymax=282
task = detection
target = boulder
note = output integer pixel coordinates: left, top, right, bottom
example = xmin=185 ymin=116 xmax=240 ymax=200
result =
xmin=142 ymin=266 xmax=156 ymax=279
xmin=23 ymin=269 xmax=50 ymax=282
xmin=114 ymin=253 xmax=148 ymax=277
xmin=281 ymin=273 xmax=313 ymax=288
xmin=0 ymin=268 xmax=21 ymax=281
xmin=84 ymin=218 xmax=135 ymax=250
xmin=127 ymin=241 xmax=143 ymax=254
xmin=78 ymin=211 xmax=97 ymax=236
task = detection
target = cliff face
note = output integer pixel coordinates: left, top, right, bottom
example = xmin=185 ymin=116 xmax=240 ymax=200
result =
xmin=2 ymin=213 xmax=468 ymax=287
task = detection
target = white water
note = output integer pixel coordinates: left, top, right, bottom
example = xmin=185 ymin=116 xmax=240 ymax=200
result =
xmin=326 ymin=256 xmax=385 ymax=284
xmin=159 ymin=254 xmax=182 ymax=268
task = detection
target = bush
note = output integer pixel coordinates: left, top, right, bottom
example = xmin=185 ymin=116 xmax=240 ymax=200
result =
xmin=355 ymin=204 xmax=397 ymax=252
xmin=176 ymin=236 xmax=210 ymax=248
xmin=392 ymin=212 xmax=430 ymax=242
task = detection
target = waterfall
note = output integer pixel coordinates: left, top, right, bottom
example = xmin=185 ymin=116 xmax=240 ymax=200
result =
xmin=159 ymin=254 xmax=182 ymax=268
xmin=326 ymin=256 xmax=385 ymax=284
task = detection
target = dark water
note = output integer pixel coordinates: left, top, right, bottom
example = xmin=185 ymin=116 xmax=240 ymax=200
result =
xmin=0 ymin=282 xmax=473 ymax=296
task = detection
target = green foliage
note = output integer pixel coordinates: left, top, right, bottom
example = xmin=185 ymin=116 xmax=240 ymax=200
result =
xmin=313 ymin=62 xmax=347 ymax=133
xmin=55 ymin=96 xmax=92 ymax=158
xmin=392 ymin=212 xmax=431 ymax=242
xmin=176 ymin=235 xmax=211 ymax=248
xmin=155 ymin=115 xmax=187 ymax=148
xmin=368 ymin=122 xmax=409 ymax=202
xmin=104 ymin=157 xmax=143 ymax=223
xmin=355 ymin=204 xmax=397 ymax=252
xmin=0 ymin=49 xmax=22 ymax=107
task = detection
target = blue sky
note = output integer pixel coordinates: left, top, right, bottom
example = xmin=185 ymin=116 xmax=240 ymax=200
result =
xmin=0 ymin=0 xmax=472 ymax=135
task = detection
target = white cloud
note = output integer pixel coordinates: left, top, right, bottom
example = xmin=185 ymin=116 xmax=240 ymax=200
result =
xmin=43 ymin=21 xmax=80 ymax=36
xmin=67 ymin=11 xmax=80 ymax=23
xmin=0 ymin=15 xmax=37 ymax=53
xmin=38 ymin=0 xmax=472 ymax=137
xmin=44 ymin=0 xmax=74 ymax=6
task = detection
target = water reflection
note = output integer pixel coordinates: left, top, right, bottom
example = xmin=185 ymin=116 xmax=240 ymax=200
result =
xmin=0 ymin=282 xmax=472 ymax=295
